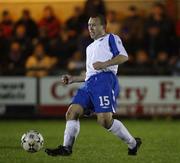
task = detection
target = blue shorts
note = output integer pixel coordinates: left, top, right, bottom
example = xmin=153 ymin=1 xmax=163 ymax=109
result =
xmin=71 ymin=72 xmax=120 ymax=113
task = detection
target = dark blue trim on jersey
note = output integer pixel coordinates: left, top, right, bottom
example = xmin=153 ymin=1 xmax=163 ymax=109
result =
xmin=108 ymin=34 xmax=120 ymax=57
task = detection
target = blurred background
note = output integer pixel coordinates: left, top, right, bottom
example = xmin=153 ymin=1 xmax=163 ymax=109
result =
xmin=0 ymin=0 xmax=179 ymax=118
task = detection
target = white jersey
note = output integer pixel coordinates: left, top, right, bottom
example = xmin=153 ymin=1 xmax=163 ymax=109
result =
xmin=85 ymin=33 xmax=128 ymax=81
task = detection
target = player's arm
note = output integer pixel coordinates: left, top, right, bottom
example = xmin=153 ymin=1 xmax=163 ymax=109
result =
xmin=93 ymin=34 xmax=129 ymax=70
xmin=61 ymin=74 xmax=86 ymax=85
xmin=106 ymin=54 xmax=128 ymax=66
xmin=93 ymin=55 xmax=128 ymax=70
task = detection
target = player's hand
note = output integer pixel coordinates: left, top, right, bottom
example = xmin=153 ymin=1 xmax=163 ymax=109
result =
xmin=61 ymin=75 xmax=73 ymax=85
xmin=93 ymin=61 xmax=108 ymax=70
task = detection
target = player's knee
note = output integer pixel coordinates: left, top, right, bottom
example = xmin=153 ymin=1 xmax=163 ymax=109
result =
xmin=66 ymin=108 xmax=79 ymax=120
xmin=97 ymin=118 xmax=112 ymax=129
xmin=66 ymin=104 xmax=83 ymax=120
xmin=97 ymin=113 xmax=113 ymax=129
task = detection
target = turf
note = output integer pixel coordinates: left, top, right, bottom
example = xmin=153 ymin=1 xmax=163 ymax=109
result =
xmin=0 ymin=119 xmax=179 ymax=163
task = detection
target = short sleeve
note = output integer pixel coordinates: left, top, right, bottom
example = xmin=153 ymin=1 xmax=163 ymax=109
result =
xmin=108 ymin=34 xmax=128 ymax=57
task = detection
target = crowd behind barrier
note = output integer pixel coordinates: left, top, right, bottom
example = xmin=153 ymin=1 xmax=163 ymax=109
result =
xmin=0 ymin=0 xmax=179 ymax=77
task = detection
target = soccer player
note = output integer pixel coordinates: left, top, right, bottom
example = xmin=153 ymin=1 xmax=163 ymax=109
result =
xmin=45 ymin=15 xmax=142 ymax=156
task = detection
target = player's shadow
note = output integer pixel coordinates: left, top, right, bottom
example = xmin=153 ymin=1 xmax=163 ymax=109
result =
xmin=0 ymin=145 xmax=21 ymax=149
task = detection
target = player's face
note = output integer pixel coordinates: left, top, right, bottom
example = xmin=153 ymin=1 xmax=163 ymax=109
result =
xmin=88 ymin=17 xmax=105 ymax=40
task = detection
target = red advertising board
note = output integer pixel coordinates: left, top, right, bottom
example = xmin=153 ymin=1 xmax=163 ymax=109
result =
xmin=39 ymin=77 xmax=180 ymax=116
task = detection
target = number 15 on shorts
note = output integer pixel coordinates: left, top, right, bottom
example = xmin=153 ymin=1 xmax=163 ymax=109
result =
xmin=99 ymin=96 xmax=110 ymax=106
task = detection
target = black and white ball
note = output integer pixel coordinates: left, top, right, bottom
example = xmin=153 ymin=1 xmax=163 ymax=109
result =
xmin=21 ymin=130 xmax=44 ymax=153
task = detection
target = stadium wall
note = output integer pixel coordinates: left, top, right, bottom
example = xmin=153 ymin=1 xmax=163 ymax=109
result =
xmin=0 ymin=77 xmax=179 ymax=118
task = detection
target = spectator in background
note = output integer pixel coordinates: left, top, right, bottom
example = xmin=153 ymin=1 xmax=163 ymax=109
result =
xmin=176 ymin=19 xmax=180 ymax=38
xmin=77 ymin=27 xmax=92 ymax=58
xmin=14 ymin=9 xmax=38 ymax=39
xmin=66 ymin=6 xmax=85 ymax=33
xmin=0 ymin=27 xmax=10 ymax=64
xmin=67 ymin=51 xmax=85 ymax=74
xmin=118 ymin=53 xmax=136 ymax=75
xmin=106 ymin=10 xmax=121 ymax=35
xmin=25 ymin=42 xmax=57 ymax=77
xmin=169 ymin=54 xmax=180 ymax=76
xmin=47 ymin=27 xmax=79 ymax=69
xmin=176 ymin=19 xmax=180 ymax=53
xmin=144 ymin=2 xmax=176 ymax=54
xmin=84 ymin=0 xmax=106 ymax=20
xmin=121 ymin=5 xmax=144 ymax=54
xmin=34 ymin=27 xmax=51 ymax=54
xmin=134 ymin=50 xmax=155 ymax=75
xmin=3 ymin=41 xmax=25 ymax=75
xmin=154 ymin=51 xmax=171 ymax=75
xmin=0 ymin=10 xmax=14 ymax=39
xmin=143 ymin=23 xmax=168 ymax=59
xmin=13 ymin=24 xmax=32 ymax=57
xmin=39 ymin=6 xmax=61 ymax=39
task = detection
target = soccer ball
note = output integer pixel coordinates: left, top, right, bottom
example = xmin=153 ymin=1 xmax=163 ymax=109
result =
xmin=21 ymin=130 xmax=44 ymax=153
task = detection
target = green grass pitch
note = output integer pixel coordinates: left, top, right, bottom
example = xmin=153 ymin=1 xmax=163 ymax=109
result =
xmin=0 ymin=119 xmax=179 ymax=163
